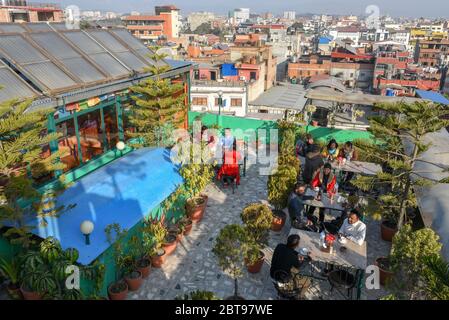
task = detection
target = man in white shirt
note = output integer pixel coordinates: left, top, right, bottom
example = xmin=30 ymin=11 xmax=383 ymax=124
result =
xmin=338 ymin=209 xmax=366 ymax=246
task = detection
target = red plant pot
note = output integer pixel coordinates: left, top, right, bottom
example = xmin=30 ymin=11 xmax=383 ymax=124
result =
xmin=188 ymin=195 xmax=208 ymax=222
xmin=183 ymin=221 xmax=193 ymax=235
xmin=246 ymin=253 xmax=265 ymax=274
xmin=20 ymin=285 xmax=43 ymax=300
xmin=137 ymin=258 xmax=152 ymax=278
xmin=162 ymin=234 xmax=178 ymax=256
xmin=125 ymin=271 xmax=143 ymax=291
xmin=375 ymin=257 xmax=394 ymax=286
xmin=151 ymin=249 xmax=167 ymax=268
xmin=271 ymin=210 xmax=286 ymax=232
xmin=108 ymin=281 xmax=128 ymax=300
xmin=380 ymin=220 xmax=398 ymax=242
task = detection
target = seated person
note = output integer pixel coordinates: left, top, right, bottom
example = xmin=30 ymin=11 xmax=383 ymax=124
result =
xmin=270 ymin=235 xmax=312 ymax=298
xmin=287 ymin=183 xmax=314 ymax=225
xmin=217 ymin=140 xmax=241 ymax=185
xmin=307 ymin=163 xmax=337 ymax=223
xmin=296 ymin=134 xmax=314 ymax=158
xmin=303 ymin=144 xmax=324 ymax=184
xmin=219 ymin=128 xmax=235 ymax=152
xmin=338 ymin=209 xmax=366 ymax=246
xmin=338 ymin=141 xmax=359 ymax=185
xmin=322 ymin=139 xmax=339 ymax=162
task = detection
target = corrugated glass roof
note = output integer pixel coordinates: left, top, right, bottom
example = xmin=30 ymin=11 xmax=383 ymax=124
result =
xmin=30 ymin=32 xmax=107 ymax=83
xmin=61 ymin=30 xmax=130 ymax=77
xmin=0 ymin=35 xmax=78 ymax=92
xmin=24 ymin=23 xmax=53 ymax=32
xmin=0 ymin=24 xmax=26 ymax=33
xmin=0 ymin=61 xmax=37 ymax=103
xmin=86 ymin=30 xmax=149 ymax=72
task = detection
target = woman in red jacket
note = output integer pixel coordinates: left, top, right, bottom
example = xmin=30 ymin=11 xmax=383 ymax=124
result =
xmin=217 ymin=140 xmax=242 ymax=185
xmin=308 ymin=163 xmax=337 ymax=223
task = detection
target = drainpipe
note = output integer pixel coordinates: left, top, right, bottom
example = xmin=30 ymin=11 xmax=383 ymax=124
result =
xmin=245 ymin=82 xmax=249 ymax=116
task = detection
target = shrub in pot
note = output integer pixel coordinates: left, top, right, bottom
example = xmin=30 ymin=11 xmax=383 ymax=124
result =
xmin=128 ymin=234 xmax=151 ymax=279
xmin=143 ymin=218 xmax=168 ymax=268
xmin=213 ymin=224 xmax=252 ymax=300
xmin=245 ymin=242 xmax=265 ymax=274
xmin=271 ymin=210 xmax=287 ymax=232
xmin=163 ymin=233 xmax=178 ymax=256
xmin=104 ymin=223 xmax=129 ymax=300
xmin=0 ymin=257 xmax=22 ymax=300
xmin=179 ymin=216 xmax=193 ymax=236
xmin=241 ymin=203 xmax=273 ymax=245
xmin=267 ymin=165 xmax=296 ymax=213
xmin=388 ymin=224 xmax=442 ymax=299
xmin=375 ymin=257 xmax=394 ymax=286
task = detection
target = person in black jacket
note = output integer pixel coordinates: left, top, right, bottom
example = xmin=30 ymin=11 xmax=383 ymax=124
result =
xmin=270 ymin=235 xmax=312 ymax=299
xmin=302 ymin=144 xmax=324 ymax=184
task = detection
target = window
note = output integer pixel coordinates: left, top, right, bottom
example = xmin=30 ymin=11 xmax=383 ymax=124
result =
xmin=192 ymin=97 xmax=208 ymax=106
xmin=250 ymin=72 xmax=257 ymax=80
xmin=56 ymin=119 xmax=80 ymax=172
xmin=231 ymin=98 xmax=242 ymax=107
xmin=77 ymin=109 xmax=104 ymax=162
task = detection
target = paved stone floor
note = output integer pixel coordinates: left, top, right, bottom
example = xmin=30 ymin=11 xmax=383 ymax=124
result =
xmin=0 ymin=164 xmax=392 ymax=300
xmin=129 ymin=165 xmax=392 ymax=300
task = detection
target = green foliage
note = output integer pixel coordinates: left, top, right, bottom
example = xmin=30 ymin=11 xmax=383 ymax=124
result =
xmin=353 ymin=101 xmax=449 ymax=229
xmin=104 ymin=223 xmax=128 ymax=282
xmin=0 ymin=97 xmax=67 ymax=248
xmin=422 ymin=255 xmax=449 ymax=300
xmin=0 ymin=256 xmax=20 ymax=285
xmin=241 ymin=203 xmax=273 ymax=245
xmin=176 ymin=289 xmax=221 ymax=300
xmin=180 ymin=162 xmax=214 ymax=198
xmin=212 ymin=224 xmax=252 ymax=291
xmin=389 ymin=224 xmax=443 ymax=299
xmin=267 ymin=165 xmax=297 ymax=210
xmin=128 ymin=52 xmax=186 ymax=147
xmin=142 ymin=217 xmax=167 ymax=256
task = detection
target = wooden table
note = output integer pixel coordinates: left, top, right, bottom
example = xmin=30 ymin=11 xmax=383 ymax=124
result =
xmin=289 ymin=229 xmax=367 ymax=270
xmin=302 ymin=188 xmax=346 ymax=212
xmin=331 ymin=160 xmax=382 ymax=176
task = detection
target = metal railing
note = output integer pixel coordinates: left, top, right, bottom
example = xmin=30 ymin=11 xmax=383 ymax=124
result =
xmin=191 ymin=80 xmax=246 ymax=87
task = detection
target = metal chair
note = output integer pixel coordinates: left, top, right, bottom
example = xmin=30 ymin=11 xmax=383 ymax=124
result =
xmin=221 ymin=174 xmax=237 ymax=194
xmin=327 ymin=264 xmax=357 ymax=300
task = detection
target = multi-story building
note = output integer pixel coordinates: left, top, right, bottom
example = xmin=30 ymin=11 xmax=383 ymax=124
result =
xmin=374 ymin=43 xmax=441 ymax=95
xmin=123 ymin=5 xmax=180 ymax=43
xmin=0 ymin=0 xmax=63 ymax=22
xmin=414 ymin=38 xmax=449 ymax=67
xmin=329 ymin=27 xmax=361 ymax=46
xmin=388 ymin=30 xmax=412 ymax=50
xmin=288 ymin=54 xmax=331 ymax=81
xmin=187 ymin=11 xmax=215 ymax=32
xmin=232 ymin=8 xmax=250 ymax=25
xmin=283 ymin=11 xmax=296 ymax=21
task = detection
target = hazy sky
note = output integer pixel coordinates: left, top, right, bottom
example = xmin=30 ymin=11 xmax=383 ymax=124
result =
xmin=59 ymin=0 xmax=449 ymax=18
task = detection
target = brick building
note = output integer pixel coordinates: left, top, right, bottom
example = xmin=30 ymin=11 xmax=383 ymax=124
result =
xmin=0 ymin=0 xmax=63 ymax=23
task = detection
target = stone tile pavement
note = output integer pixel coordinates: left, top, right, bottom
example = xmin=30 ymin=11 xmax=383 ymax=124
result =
xmin=129 ymin=165 xmax=392 ymax=300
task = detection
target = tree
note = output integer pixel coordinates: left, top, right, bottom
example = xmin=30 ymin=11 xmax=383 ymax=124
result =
xmin=212 ymin=224 xmax=252 ymax=299
xmin=353 ymin=101 xmax=449 ymax=229
xmin=422 ymin=255 xmax=449 ymax=300
xmin=0 ymin=97 xmax=66 ymax=248
xmin=128 ymin=52 xmax=186 ymax=147
xmin=389 ymin=224 xmax=443 ymax=299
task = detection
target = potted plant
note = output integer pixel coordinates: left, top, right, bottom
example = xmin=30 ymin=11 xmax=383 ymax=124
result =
xmin=375 ymin=256 xmax=394 ymax=286
xmin=213 ymin=224 xmax=252 ymax=300
xmin=267 ymin=165 xmax=296 ymax=231
xmin=388 ymin=224 xmax=442 ymax=299
xmin=179 ymin=216 xmax=193 ymax=236
xmin=122 ymin=255 xmax=143 ymax=292
xmin=176 ymin=290 xmax=220 ymax=300
xmin=0 ymin=257 xmax=22 ymax=300
xmin=104 ymin=223 xmax=129 ymax=300
xmin=245 ymin=242 xmax=265 ymax=274
xmin=167 ymin=219 xmax=184 ymax=243
xmin=143 ymin=218 xmax=168 ymax=268
xmin=128 ymin=234 xmax=152 ymax=279
xmin=180 ymin=161 xmax=214 ymax=222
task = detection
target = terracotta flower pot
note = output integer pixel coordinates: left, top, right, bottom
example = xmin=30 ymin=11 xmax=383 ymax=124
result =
xmin=136 ymin=258 xmax=152 ymax=278
xmin=162 ymin=234 xmax=178 ymax=256
xmin=183 ymin=220 xmax=193 ymax=235
xmin=125 ymin=271 xmax=143 ymax=291
xmin=380 ymin=220 xmax=398 ymax=242
xmin=7 ymin=283 xmax=23 ymax=300
xmin=271 ymin=210 xmax=286 ymax=232
xmin=375 ymin=257 xmax=394 ymax=286
xmin=108 ymin=281 xmax=128 ymax=300
xmin=151 ymin=249 xmax=167 ymax=268
xmin=20 ymin=284 xmax=43 ymax=300
xmin=246 ymin=252 xmax=265 ymax=274
xmin=187 ymin=195 xmax=208 ymax=222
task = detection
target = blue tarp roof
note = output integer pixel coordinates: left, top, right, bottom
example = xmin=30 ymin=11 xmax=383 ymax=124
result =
xmin=319 ymin=37 xmax=332 ymax=44
xmin=415 ymin=90 xmax=449 ymax=105
xmin=221 ymin=63 xmax=238 ymax=77
xmin=20 ymin=148 xmax=183 ymax=265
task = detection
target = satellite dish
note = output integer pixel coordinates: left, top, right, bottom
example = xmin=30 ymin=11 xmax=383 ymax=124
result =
xmin=155 ymin=47 xmax=175 ymax=59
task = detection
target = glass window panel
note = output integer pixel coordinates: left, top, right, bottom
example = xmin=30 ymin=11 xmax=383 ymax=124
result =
xmin=62 ymin=31 xmax=105 ymax=55
xmin=61 ymin=57 xmax=105 ymax=83
xmin=103 ymin=105 xmax=119 ymax=150
xmin=88 ymin=30 xmax=128 ymax=52
xmin=115 ymin=52 xmax=147 ymax=71
xmin=56 ymin=119 xmax=80 ymax=172
xmin=24 ymin=62 xmax=77 ymax=90
xmin=91 ymin=53 xmax=129 ymax=77
xmin=77 ymin=110 xmax=104 ymax=162
xmin=30 ymin=33 xmax=80 ymax=59
xmin=0 ymin=35 xmax=47 ymax=64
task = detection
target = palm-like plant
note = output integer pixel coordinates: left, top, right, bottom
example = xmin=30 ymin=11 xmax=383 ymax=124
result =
xmin=423 ymin=255 xmax=449 ymax=300
xmin=0 ymin=257 xmax=20 ymax=286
